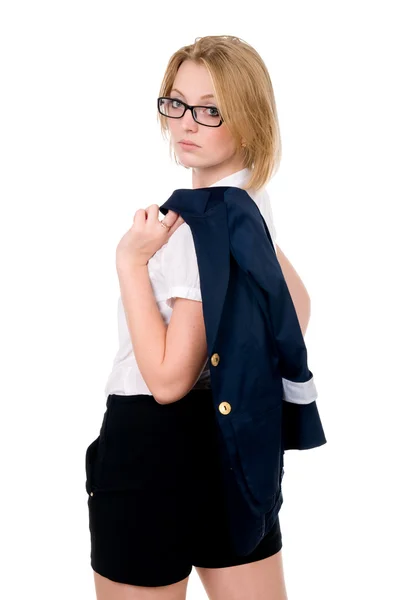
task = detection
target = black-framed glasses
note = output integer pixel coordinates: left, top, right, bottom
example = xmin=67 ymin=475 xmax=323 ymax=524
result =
xmin=157 ymin=97 xmax=224 ymax=127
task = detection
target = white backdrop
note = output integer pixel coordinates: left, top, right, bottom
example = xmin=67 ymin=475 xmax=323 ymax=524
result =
xmin=1 ymin=1 xmax=400 ymax=598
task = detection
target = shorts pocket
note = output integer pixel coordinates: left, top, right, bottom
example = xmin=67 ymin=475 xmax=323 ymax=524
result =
xmin=85 ymin=436 xmax=100 ymax=495
xmin=91 ymin=396 xmax=192 ymax=493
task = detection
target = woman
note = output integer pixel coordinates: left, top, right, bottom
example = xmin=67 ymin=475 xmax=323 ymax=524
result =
xmin=86 ymin=35 xmax=309 ymax=599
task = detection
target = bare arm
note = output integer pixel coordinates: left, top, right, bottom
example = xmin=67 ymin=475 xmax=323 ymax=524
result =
xmin=275 ymin=244 xmax=311 ymax=337
xmin=159 ymin=297 xmax=208 ymax=403
xmin=117 ymin=263 xmax=207 ymax=405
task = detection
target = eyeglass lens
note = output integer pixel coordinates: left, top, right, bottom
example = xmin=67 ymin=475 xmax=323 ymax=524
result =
xmin=159 ymin=98 xmax=221 ymax=126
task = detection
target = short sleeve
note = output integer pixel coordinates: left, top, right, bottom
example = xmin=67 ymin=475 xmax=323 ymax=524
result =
xmin=161 ymin=223 xmax=202 ymax=309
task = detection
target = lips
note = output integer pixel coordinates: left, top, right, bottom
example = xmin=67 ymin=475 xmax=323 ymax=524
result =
xmin=179 ymin=141 xmax=199 ymax=147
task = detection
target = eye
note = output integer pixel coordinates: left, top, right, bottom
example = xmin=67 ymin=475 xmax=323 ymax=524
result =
xmin=196 ymin=106 xmax=220 ymax=118
xmin=171 ymin=99 xmax=184 ymax=108
xmin=207 ymin=107 xmax=220 ymax=117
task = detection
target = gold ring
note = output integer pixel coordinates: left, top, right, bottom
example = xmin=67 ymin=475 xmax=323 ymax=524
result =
xmin=160 ymin=220 xmax=170 ymax=230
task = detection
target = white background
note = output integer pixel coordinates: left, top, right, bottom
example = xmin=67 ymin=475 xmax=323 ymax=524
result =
xmin=1 ymin=1 xmax=400 ymax=598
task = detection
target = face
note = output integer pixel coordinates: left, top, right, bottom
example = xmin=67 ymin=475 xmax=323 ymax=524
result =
xmin=166 ymin=60 xmax=245 ymax=186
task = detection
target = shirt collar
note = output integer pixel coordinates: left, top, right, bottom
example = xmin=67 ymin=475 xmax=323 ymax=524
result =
xmin=160 ymin=168 xmax=255 ymax=217
xmin=207 ymin=167 xmax=252 ymax=189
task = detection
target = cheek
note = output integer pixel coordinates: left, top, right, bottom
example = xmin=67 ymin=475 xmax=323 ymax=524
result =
xmin=209 ymin=127 xmax=237 ymax=156
xmin=167 ymin=120 xmax=179 ymax=139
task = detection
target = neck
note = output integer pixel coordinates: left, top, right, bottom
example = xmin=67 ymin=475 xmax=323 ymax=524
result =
xmin=191 ymin=160 xmax=247 ymax=189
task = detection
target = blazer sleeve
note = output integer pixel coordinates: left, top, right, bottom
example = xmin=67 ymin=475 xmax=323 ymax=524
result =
xmin=225 ymin=187 xmax=327 ymax=450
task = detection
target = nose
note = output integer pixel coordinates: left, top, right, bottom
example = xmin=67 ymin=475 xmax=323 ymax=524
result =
xmin=181 ymin=106 xmax=198 ymax=129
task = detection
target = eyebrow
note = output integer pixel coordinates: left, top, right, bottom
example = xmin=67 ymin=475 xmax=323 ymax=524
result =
xmin=170 ymin=88 xmax=215 ymax=101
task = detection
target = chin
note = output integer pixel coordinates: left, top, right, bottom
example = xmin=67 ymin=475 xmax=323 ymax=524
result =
xmin=177 ymin=155 xmax=203 ymax=168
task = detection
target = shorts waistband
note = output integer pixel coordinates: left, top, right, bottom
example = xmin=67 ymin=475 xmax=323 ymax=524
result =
xmin=106 ymin=387 xmax=213 ymax=408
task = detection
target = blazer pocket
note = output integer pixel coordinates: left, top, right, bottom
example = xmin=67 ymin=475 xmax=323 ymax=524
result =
xmin=230 ymin=403 xmax=283 ymax=508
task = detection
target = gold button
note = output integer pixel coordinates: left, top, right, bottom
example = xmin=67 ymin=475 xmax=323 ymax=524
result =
xmin=218 ymin=401 xmax=231 ymax=415
xmin=211 ymin=353 xmax=220 ymax=367
xmin=90 ymin=492 xmax=94 ymax=497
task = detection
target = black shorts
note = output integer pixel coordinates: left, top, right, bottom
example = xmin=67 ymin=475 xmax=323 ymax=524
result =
xmin=84 ymin=388 xmax=282 ymax=587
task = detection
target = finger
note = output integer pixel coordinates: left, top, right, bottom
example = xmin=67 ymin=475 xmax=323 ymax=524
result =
xmin=141 ymin=204 xmax=161 ymax=221
xmin=147 ymin=205 xmax=184 ymax=232
xmin=144 ymin=204 xmax=171 ymax=227
xmin=133 ymin=208 xmax=147 ymax=225
xmin=145 ymin=204 xmax=163 ymax=222
xmin=162 ymin=210 xmax=183 ymax=228
xmin=164 ymin=213 xmax=185 ymax=237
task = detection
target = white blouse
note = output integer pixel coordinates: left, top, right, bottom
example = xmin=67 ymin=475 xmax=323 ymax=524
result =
xmin=103 ymin=167 xmax=278 ymax=398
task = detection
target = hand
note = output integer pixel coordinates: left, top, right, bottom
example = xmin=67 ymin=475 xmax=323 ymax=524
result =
xmin=116 ymin=204 xmax=185 ymax=269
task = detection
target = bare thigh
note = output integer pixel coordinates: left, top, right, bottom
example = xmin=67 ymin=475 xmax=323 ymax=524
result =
xmin=195 ymin=549 xmax=288 ymax=600
xmin=93 ymin=570 xmax=190 ymax=600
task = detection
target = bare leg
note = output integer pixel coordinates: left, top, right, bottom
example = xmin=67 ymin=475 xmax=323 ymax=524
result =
xmin=195 ymin=549 xmax=288 ymax=600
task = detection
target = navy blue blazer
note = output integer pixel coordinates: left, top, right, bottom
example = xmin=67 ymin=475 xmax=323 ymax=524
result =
xmin=159 ymin=185 xmax=327 ymax=555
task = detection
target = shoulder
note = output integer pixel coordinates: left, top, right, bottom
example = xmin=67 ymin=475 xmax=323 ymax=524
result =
xmin=160 ymin=222 xmax=202 ymax=306
xmin=162 ymin=222 xmax=196 ymax=263
xmin=149 ymin=222 xmax=194 ymax=265
xmin=167 ymin=221 xmax=194 ymax=246
xmin=241 ymin=186 xmax=277 ymax=249
xmin=159 ymin=222 xmax=200 ymax=282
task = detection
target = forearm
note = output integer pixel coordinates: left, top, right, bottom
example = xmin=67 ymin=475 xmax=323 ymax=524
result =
xmin=116 ymin=263 xmax=169 ymax=402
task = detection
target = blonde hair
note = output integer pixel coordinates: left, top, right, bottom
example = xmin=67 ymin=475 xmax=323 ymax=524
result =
xmin=157 ymin=35 xmax=282 ymax=191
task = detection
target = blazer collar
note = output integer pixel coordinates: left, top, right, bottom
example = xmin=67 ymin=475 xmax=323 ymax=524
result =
xmin=160 ymin=167 xmax=252 ymax=217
